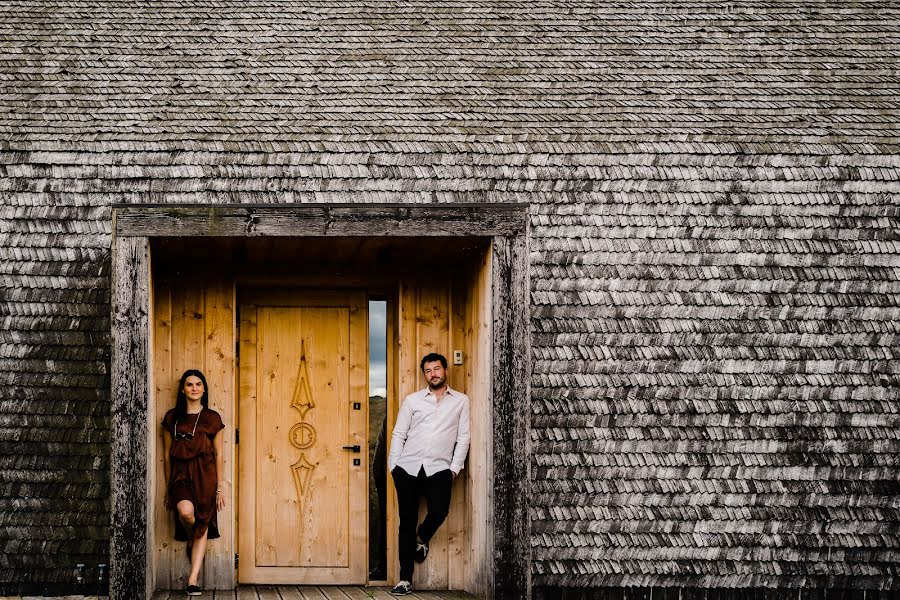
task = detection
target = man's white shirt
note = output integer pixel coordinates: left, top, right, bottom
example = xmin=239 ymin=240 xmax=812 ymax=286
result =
xmin=388 ymin=386 xmax=471 ymax=477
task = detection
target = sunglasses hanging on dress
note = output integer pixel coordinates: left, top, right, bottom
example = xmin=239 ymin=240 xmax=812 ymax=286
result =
xmin=174 ymin=408 xmax=203 ymax=440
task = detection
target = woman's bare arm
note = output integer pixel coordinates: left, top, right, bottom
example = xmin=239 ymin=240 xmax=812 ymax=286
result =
xmin=214 ymin=428 xmax=226 ymax=511
xmin=161 ymin=424 xmax=171 ymax=509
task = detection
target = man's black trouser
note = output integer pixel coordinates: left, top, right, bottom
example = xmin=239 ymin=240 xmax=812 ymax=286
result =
xmin=391 ymin=466 xmax=453 ymax=582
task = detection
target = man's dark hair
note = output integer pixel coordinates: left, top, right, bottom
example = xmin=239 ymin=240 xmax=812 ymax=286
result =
xmin=420 ymin=352 xmax=447 ymax=371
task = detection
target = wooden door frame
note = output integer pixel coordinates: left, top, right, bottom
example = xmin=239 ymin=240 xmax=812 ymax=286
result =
xmin=110 ymin=203 xmax=531 ymax=600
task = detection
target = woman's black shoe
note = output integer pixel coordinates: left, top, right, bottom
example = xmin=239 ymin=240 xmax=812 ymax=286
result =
xmin=186 ymin=583 xmax=202 ymax=596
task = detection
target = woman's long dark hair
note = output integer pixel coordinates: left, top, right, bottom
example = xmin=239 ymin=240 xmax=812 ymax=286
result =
xmin=175 ymin=369 xmax=210 ymax=420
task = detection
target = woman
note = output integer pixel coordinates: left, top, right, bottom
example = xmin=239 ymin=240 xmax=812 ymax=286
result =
xmin=162 ymin=369 xmax=225 ymax=596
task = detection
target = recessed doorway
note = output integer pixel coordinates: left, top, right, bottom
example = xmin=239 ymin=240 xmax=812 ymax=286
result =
xmin=148 ymin=235 xmax=494 ymax=593
xmin=111 ymin=203 xmax=530 ymax=600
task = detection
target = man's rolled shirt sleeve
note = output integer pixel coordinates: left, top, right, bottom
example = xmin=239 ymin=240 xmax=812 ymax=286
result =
xmin=450 ymin=396 xmax=471 ymax=475
xmin=387 ymin=397 xmax=412 ymax=472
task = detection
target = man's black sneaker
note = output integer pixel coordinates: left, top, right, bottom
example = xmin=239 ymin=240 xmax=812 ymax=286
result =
xmin=391 ymin=580 xmax=412 ymax=595
xmin=414 ymin=541 xmax=429 ymax=563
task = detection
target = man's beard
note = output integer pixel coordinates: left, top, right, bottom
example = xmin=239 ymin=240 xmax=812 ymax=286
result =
xmin=428 ymin=376 xmax=446 ymax=390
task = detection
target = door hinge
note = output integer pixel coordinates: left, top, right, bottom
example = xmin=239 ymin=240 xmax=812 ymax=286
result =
xmin=235 ymin=428 xmax=240 ymax=444
xmin=234 ymin=553 xmax=239 ymax=568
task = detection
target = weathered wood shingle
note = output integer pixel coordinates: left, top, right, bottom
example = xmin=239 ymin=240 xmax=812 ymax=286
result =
xmin=1 ymin=1 xmax=899 ymax=146
xmin=0 ymin=197 xmax=111 ymax=592
xmin=1 ymin=0 xmax=899 ymax=594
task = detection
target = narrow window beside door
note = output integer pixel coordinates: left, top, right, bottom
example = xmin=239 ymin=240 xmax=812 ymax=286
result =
xmin=368 ymin=299 xmax=388 ymax=580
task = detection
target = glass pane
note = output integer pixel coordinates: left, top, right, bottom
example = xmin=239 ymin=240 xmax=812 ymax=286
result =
xmin=368 ymin=299 xmax=387 ymax=579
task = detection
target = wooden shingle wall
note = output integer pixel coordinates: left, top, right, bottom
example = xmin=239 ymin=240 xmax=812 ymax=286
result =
xmin=0 ymin=200 xmax=112 ymax=592
xmin=528 ymin=176 xmax=900 ymax=589
xmin=1 ymin=0 xmax=900 ymax=594
xmin=4 ymin=144 xmax=899 ymax=593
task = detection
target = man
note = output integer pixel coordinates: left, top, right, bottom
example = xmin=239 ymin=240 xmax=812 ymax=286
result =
xmin=388 ymin=353 xmax=470 ymax=596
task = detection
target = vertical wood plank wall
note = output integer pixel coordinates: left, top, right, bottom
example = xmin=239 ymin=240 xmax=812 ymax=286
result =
xmin=465 ymin=248 xmax=494 ymax=597
xmin=392 ymin=248 xmax=492 ymax=595
xmin=151 ymin=273 xmax=236 ymax=591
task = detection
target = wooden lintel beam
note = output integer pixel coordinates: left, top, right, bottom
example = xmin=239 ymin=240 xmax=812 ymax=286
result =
xmin=114 ymin=205 xmax=527 ymax=237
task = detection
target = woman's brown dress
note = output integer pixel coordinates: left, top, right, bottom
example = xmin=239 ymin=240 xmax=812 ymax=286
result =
xmin=162 ymin=408 xmax=225 ymax=541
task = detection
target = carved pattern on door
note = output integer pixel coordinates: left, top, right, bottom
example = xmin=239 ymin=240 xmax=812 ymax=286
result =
xmin=291 ymin=341 xmax=315 ymax=419
xmin=290 ymin=452 xmax=316 ymax=498
xmin=288 ymin=422 xmax=317 ymax=450
xmin=290 ymin=340 xmax=316 ymax=502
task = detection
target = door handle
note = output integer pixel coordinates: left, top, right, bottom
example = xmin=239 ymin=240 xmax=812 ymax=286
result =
xmin=342 ymin=445 xmax=361 ymax=453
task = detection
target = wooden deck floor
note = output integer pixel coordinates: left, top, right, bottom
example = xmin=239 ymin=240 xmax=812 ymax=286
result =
xmin=151 ymin=585 xmax=477 ymax=600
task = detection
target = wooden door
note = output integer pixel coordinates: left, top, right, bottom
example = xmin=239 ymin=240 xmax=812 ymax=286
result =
xmin=238 ymin=290 xmax=367 ymax=584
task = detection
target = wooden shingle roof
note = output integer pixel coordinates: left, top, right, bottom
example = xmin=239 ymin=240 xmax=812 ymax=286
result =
xmin=1 ymin=0 xmax=899 ymax=594
xmin=1 ymin=1 xmax=898 ymax=148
